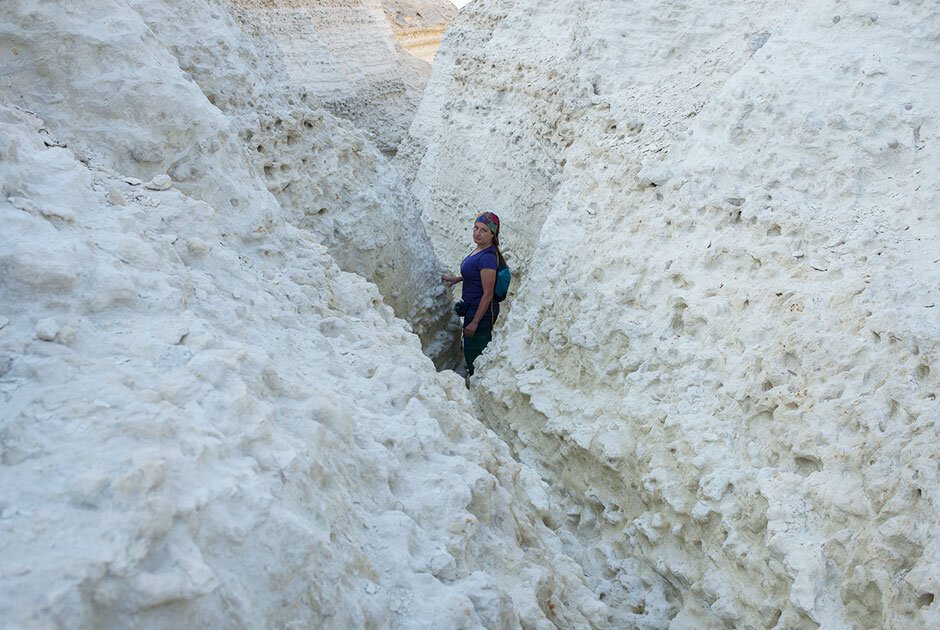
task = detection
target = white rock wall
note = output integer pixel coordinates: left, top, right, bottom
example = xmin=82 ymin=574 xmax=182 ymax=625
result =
xmin=1 ymin=0 xmax=455 ymax=364
xmin=231 ymin=0 xmax=440 ymax=155
xmin=409 ymin=0 xmax=940 ymax=627
xmin=0 ymin=1 xmax=615 ymax=627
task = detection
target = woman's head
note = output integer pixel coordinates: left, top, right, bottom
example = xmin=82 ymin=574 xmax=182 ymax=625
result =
xmin=473 ymin=212 xmax=500 ymax=248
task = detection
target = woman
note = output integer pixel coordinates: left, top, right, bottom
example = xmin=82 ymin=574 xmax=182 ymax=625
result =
xmin=442 ymin=212 xmax=503 ymax=376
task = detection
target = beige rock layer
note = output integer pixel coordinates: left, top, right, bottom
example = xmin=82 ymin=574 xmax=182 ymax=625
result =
xmin=232 ymin=0 xmax=448 ymax=155
xmin=383 ymin=0 xmax=458 ymax=64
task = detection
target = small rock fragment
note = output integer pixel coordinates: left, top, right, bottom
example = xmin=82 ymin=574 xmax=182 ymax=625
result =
xmin=108 ymin=188 xmax=126 ymax=206
xmin=636 ymin=164 xmax=673 ymax=187
xmin=35 ymin=318 xmax=60 ymax=341
xmin=132 ymin=146 xmax=163 ymax=163
xmin=9 ymin=196 xmax=37 ymax=213
xmin=144 ymin=174 xmax=172 ymax=191
xmin=187 ymin=237 xmax=211 ymax=256
xmin=40 ymin=206 xmax=77 ymax=222
xmin=70 ymin=147 xmax=89 ymax=165
xmin=57 ymin=325 xmax=77 ymax=345
xmin=860 ymin=56 xmax=886 ymax=77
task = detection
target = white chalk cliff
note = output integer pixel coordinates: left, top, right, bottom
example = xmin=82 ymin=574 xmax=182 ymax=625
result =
xmin=2 ymin=0 xmax=458 ymax=365
xmin=409 ymin=0 xmax=940 ymax=628
xmin=229 ymin=0 xmax=451 ymax=155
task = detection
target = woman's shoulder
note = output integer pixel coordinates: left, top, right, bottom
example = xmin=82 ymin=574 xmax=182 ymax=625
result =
xmin=479 ymin=248 xmax=498 ymax=267
xmin=464 ymin=247 xmax=498 ymax=263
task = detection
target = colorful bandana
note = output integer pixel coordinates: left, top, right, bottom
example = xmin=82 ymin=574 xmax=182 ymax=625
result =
xmin=475 ymin=212 xmax=500 ymax=236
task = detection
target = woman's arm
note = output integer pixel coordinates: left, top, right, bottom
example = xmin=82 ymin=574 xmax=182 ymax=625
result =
xmin=441 ymin=273 xmax=463 ymax=287
xmin=465 ymin=268 xmax=496 ymax=337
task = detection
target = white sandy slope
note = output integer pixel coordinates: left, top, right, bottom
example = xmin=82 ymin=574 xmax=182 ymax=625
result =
xmin=408 ymin=0 xmax=940 ymax=627
xmin=0 ymin=2 xmax=614 ymax=628
xmin=1 ymin=0 xmax=457 ymax=365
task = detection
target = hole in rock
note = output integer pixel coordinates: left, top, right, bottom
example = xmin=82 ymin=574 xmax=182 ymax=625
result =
xmin=794 ymin=456 xmax=822 ymax=475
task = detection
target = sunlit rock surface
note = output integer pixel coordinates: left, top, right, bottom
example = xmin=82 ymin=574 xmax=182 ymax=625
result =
xmin=408 ymin=0 xmax=940 ymax=627
xmin=231 ymin=0 xmax=447 ymax=155
xmin=383 ymin=0 xmax=457 ymax=64
xmin=0 ymin=1 xmax=611 ymax=626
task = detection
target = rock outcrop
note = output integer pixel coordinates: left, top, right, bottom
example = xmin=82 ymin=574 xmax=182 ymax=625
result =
xmin=2 ymin=0 xmax=455 ymax=364
xmin=231 ymin=0 xmax=448 ymax=155
xmin=383 ymin=0 xmax=458 ymax=64
xmin=0 ymin=1 xmax=610 ymax=626
xmin=408 ymin=0 xmax=940 ymax=627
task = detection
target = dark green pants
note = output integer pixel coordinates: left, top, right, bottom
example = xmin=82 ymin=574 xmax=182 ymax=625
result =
xmin=463 ymin=328 xmax=493 ymax=376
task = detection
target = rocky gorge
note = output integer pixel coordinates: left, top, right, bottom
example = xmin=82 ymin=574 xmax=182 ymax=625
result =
xmin=1 ymin=0 xmax=938 ymax=628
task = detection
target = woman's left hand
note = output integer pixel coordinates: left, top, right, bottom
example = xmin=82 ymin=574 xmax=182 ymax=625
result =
xmin=465 ymin=322 xmax=478 ymax=337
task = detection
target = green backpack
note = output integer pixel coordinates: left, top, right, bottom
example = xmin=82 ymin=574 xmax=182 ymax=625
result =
xmin=495 ymin=251 xmax=511 ymax=302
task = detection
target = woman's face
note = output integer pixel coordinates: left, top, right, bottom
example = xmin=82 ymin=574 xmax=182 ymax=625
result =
xmin=473 ymin=221 xmax=494 ymax=247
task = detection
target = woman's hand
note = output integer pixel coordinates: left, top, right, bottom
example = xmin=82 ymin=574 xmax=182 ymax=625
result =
xmin=441 ymin=273 xmax=462 ymax=287
xmin=464 ymin=321 xmax=478 ymax=337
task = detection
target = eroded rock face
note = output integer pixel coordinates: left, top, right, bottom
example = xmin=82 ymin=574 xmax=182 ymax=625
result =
xmin=231 ymin=0 xmax=440 ymax=155
xmin=409 ymin=0 xmax=940 ymax=627
xmin=383 ymin=0 xmax=458 ymax=64
xmin=1 ymin=0 xmax=455 ymax=364
xmin=0 ymin=1 xmax=610 ymax=627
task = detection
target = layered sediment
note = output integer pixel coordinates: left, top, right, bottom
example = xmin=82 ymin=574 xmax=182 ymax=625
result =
xmin=231 ymin=0 xmax=451 ymax=155
xmin=383 ymin=0 xmax=458 ymax=64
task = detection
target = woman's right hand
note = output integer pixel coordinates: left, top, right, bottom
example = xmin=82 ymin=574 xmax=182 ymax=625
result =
xmin=441 ymin=273 xmax=461 ymax=287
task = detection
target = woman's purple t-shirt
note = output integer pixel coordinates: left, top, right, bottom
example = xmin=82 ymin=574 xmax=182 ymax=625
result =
xmin=460 ymin=247 xmax=500 ymax=330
